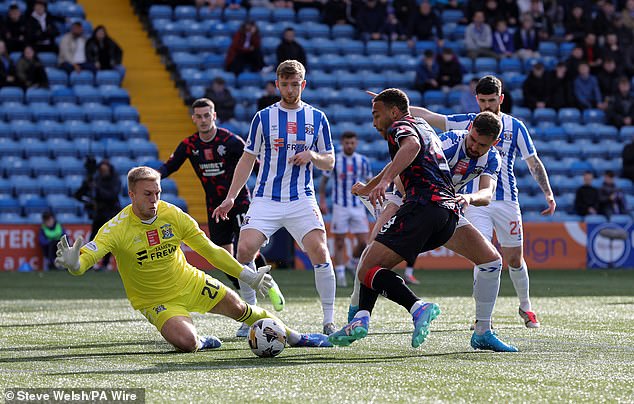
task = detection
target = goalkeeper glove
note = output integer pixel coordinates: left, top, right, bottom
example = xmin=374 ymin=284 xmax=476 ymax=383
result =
xmin=238 ymin=265 xmax=274 ymax=297
xmin=54 ymin=234 xmax=83 ymax=273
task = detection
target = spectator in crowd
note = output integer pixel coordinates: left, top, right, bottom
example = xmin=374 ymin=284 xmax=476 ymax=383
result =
xmin=0 ymin=39 xmax=18 ymax=87
xmin=621 ymin=0 xmax=634 ymax=31
xmin=86 ymin=25 xmax=123 ymax=72
xmin=593 ymin=0 xmax=618 ymax=38
xmin=574 ymin=62 xmax=605 ymax=110
xmin=407 ymin=1 xmax=443 ymax=46
xmin=356 ymin=0 xmax=386 ymax=42
xmin=464 ymin=10 xmax=496 ymax=59
xmin=581 ymin=33 xmax=603 ymax=73
xmin=522 ymin=61 xmax=549 ymax=110
xmin=607 ymin=76 xmax=634 ymax=128
xmin=271 ymin=0 xmax=294 ymax=8
xmin=484 ymin=0 xmax=505 ymax=28
xmin=513 ymin=12 xmax=540 ymax=60
xmin=393 ymin=0 xmax=416 ymax=27
xmin=459 ymin=77 xmax=480 ymax=113
xmin=16 ymin=45 xmax=48 ymax=89
xmin=574 ymin=171 xmax=600 ymax=216
xmin=204 ymin=77 xmax=236 ymax=122
xmin=2 ymin=4 xmax=27 ymax=53
xmin=564 ymin=4 xmax=590 ymax=43
xmin=597 ymin=58 xmax=621 ymax=101
xmin=612 ymin=15 xmax=634 ymax=76
xmin=499 ymin=0 xmax=520 ymax=27
xmin=276 ymin=27 xmax=307 ymax=69
xmin=623 ymin=138 xmax=634 ymax=183
xmin=195 ymin=0 xmax=225 ymax=12
xmin=492 ymin=19 xmax=514 ymax=58
xmin=527 ymin=0 xmax=552 ymax=40
xmin=58 ymin=21 xmax=95 ymax=74
xmin=437 ymin=47 xmax=463 ymax=89
xmin=322 ymin=0 xmax=350 ymax=26
xmin=225 ymin=20 xmax=264 ymax=75
xmin=382 ymin=12 xmax=407 ymax=42
xmin=38 ymin=211 xmax=66 ymax=271
xmin=463 ymin=0 xmax=486 ymax=22
xmin=547 ymin=61 xmax=574 ymax=110
xmin=565 ymin=45 xmax=585 ymax=81
xmin=25 ymin=0 xmax=59 ymax=53
xmin=602 ymin=32 xmax=626 ymax=71
xmin=414 ymin=49 xmax=439 ymax=94
xmin=599 ymin=170 xmax=627 ymax=218
xmin=225 ymin=0 xmax=247 ymax=9
xmin=321 ymin=0 xmax=350 ymax=27
xmin=257 ymin=80 xmax=279 ymax=110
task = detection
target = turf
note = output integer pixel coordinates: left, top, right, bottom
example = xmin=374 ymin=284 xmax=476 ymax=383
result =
xmin=1 ymin=269 xmax=633 ymax=403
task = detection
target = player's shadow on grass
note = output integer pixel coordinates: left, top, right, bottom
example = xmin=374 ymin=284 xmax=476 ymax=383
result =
xmin=0 ymin=319 xmax=143 ymax=329
xmin=0 ymin=340 xmax=160 ymax=353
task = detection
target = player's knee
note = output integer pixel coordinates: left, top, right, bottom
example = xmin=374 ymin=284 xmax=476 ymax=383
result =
xmin=237 ymin=243 xmax=257 ymax=263
xmin=170 ymin=333 xmax=199 ymax=352
xmin=506 ymin=255 xmax=522 ymax=268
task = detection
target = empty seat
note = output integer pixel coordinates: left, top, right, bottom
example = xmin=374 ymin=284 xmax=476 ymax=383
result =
xmin=57 ymin=156 xmax=86 ymax=176
xmin=423 ymin=90 xmax=447 ymax=106
xmin=148 ymin=5 xmax=172 ymax=20
xmin=51 ymin=86 xmax=75 ymax=103
xmin=0 ymin=87 xmax=24 ymax=103
xmin=25 ymin=88 xmax=51 ymax=103
xmin=474 ymin=57 xmax=498 ymax=73
xmin=39 ymin=176 xmax=68 ymax=196
xmin=46 ymin=68 xmax=68 ymax=86
xmin=83 ymin=103 xmax=112 ymax=121
xmin=49 ymin=138 xmax=77 ymax=158
xmin=533 ymin=108 xmax=557 ymax=124
xmin=0 ymin=198 xmax=21 ymax=215
xmin=499 ymin=58 xmax=523 ymax=73
xmin=161 ymin=178 xmax=178 ymax=195
xmin=119 ymin=121 xmax=149 ymax=140
xmin=223 ymin=7 xmax=247 ymax=21
xmin=583 ymin=109 xmax=605 ymax=124
xmin=538 ymin=41 xmax=558 ymax=58
xmin=161 ymin=194 xmax=188 ymax=212
xmin=11 ymin=175 xmax=41 ymax=195
xmin=19 ymin=138 xmax=49 ymax=157
xmin=29 ymin=156 xmax=60 ymax=176
xmin=57 ymin=102 xmax=85 ymax=121
xmin=69 ymin=70 xmax=94 ymax=86
xmin=105 ymin=139 xmax=130 ymax=158
xmin=558 ymin=108 xmax=581 ymax=124
xmin=173 ymin=5 xmax=196 ymax=20
xmin=3 ymin=102 xmax=31 ymax=120
xmin=31 ymin=103 xmax=59 ymax=121
xmin=74 ymin=85 xmax=102 ymax=103
xmin=366 ymin=40 xmax=389 ymax=55
xmin=113 ymin=105 xmax=139 ymax=122
xmin=248 ymin=6 xmax=271 ymax=21
xmin=271 ymin=7 xmax=295 ymax=22
xmin=99 ymin=85 xmax=130 ymax=105
xmin=128 ymin=140 xmax=158 ymax=158
xmin=332 ymin=24 xmax=355 ymax=39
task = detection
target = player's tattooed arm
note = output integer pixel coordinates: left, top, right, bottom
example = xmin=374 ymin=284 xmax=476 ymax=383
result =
xmin=526 ymin=155 xmax=557 ymax=215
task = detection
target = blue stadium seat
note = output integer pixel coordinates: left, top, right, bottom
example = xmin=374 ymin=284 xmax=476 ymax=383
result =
xmin=58 ymin=156 xmax=86 ymax=176
xmin=563 ymin=122 xmax=594 ymax=141
xmin=3 ymin=102 xmax=31 ymax=121
xmin=113 ymin=105 xmax=139 ymax=122
xmin=174 ymin=5 xmax=197 ymax=20
xmin=49 ymin=139 xmax=77 ymax=158
xmin=0 ymin=139 xmax=22 ymax=158
xmin=538 ymin=41 xmax=558 ymax=58
xmin=57 ymin=102 xmax=85 ymax=121
xmin=109 ymin=156 xmax=136 ymax=174
xmin=558 ymin=108 xmax=581 ymax=124
xmin=162 ymin=194 xmax=188 ymax=212
xmin=0 ymin=178 xmax=12 ymax=196
xmin=29 ymin=156 xmax=60 ymax=176
xmin=533 ymin=108 xmax=557 ymax=125
xmin=584 ymin=214 xmax=607 ymax=224
xmin=39 ymin=176 xmax=68 ymax=196
xmin=83 ymin=103 xmax=112 ymax=121
xmin=609 ymin=214 xmax=632 ymax=225
xmin=172 ymin=52 xmax=202 ymax=69
xmin=499 ymin=57 xmax=522 ymax=73
xmin=11 ymin=175 xmax=41 ymax=195
xmin=474 ymin=57 xmax=498 ymax=73
xmin=69 ymin=70 xmax=94 ymax=86
xmin=580 ymin=141 xmax=606 ymax=159
xmin=11 ymin=120 xmax=41 ymax=140
xmin=64 ymin=175 xmax=84 ymax=196
xmin=92 ymin=119 xmax=122 ymax=140
xmin=248 ymin=6 xmax=271 ymax=21
xmin=162 ymin=34 xmax=189 ymax=53
xmin=153 ymin=19 xmax=180 ymax=36
xmin=309 ymin=70 xmax=336 ymax=88
xmin=236 ymin=71 xmax=262 ymax=88
xmin=99 ymin=85 xmax=130 ymax=106
xmin=0 ymin=198 xmax=21 ymax=215
xmin=620 ymin=126 xmax=634 ymax=142
xmin=556 ymin=142 xmax=579 ymax=159
xmin=95 ymin=70 xmax=122 ymax=86
xmin=31 ymin=103 xmax=59 ymax=121
xmin=569 ymin=160 xmax=594 ymax=175
xmin=37 ymin=52 xmax=57 ymax=68
xmin=20 ymin=137 xmax=49 ymax=158
xmin=336 ymin=73 xmax=363 ymax=89
xmin=332 ymin=24 xmax=355 ymax=39
xmin=271 ymin=7 xmax=295 ymax=22
xmin=53 ymin=2 xmax=85 ymax=19
xmin=223 ymin=7 xmax=248 ymax=21
xmin=423 ymin=90 xmax=447 ymax=106
xmin=56 ymin=213 xmax=88 ymax=224
xmin=104 ymin=139 xmax=129 ymax=158
xmin=75 ymin=138 xmax=104 ymax=157
xmin=128 ymin=140 xmax=158 ymax=159
xmin=0 ymin=87 xmax=24 ymax=103
xmin=0 ymin=212 xmax=27 ymax=223
xmin=0 ymin=121 xmax=11 ymax=139
xmin=74 ymin=85 xmax=102 ymax=104
xmin=51 ymin=86 xmax=75 ymax=103
xmin=299 ymin=22 xmax=330 ymax=39
xmin=148 ymin=5 xmax=172 ymax=20
xmin=559 ymin=42 xmax=575 ymax=59
xmin=297 ymin=7 xmax=321 ymax=23
xmin=390 ymin=41 xmax=412 ymax=56
xmin=66 ymin=120 xmax=94 ymax=140
xmin=25 ymin=88 xmax=50 ymax=103
xmin=362 ymin=72 xmax=387 ymax=89
xmin=582 ymin=109 xmax=605 ymax=124
xmin=118 ymin=121 xmax=149 ymax=140
xmin=442 ymin=9 xmax=463 ymax=24
xmin=161 ymin=178 xmax=178 ymax=195
xmin=46 ymin=68 xmax=68 ymax=86
xmin=512 ymin=106 xmax=532 ymax=125
xmin=366 ymin=40 xmax=389 ymax=56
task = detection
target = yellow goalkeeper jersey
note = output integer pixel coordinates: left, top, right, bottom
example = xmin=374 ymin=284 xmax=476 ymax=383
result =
xmin=77 ymin=200 xmax=244 ymax=309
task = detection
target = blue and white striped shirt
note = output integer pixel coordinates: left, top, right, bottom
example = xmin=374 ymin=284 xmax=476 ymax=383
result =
xmin=327 ymin=152 xmax=372 ymax=207
xmin=245 ymin=102 xmax=333 ymax=202
xmin=440 ymin=130 xmax=501 ymax=192
xmin=445 ymin=112 xmax=536 ymax=201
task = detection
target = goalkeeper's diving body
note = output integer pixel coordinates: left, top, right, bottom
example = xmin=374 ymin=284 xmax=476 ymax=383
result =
xmin=55 ymin=166 xmax=332 ymax=352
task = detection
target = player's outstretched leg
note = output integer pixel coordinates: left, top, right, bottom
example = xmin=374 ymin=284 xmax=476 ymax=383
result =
xmin=328 ymin=310 xmax=370 ymax=347
xmin=471 ymin=331 xmax=518 ymax=352
xmin=198 ymin=335 xmax=222 ymax=350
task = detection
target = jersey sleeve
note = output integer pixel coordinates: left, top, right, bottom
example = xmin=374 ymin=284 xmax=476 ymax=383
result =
xmin=159 ymin=141 xmax=189 ymax=178
xmin=445 ymin=113 xmax=476 ymax=131
xmin=244 ymin=112 xmax=263 ymax=156
xmin=76 ymin=218 xmax=118 ymax=275
xmin=389 ymin=121 xmax=418 ymax=146
xmin=483 ymin=149 xmax=502 ymax=179
xmin=315 ymin=112 xmax=333 ymax=153
xmin=438 ymin=130 xmax=461 ymax=161
xmin=516 ymin=119 xmax=537 ymax=160
xmin=176 ymin=205 xmax=245 ymax=278
xmin=362 ymin=156 xmax=372 ymax=180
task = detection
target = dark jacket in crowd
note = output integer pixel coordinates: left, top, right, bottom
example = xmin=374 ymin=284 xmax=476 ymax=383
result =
xmin=574 ymin=184 xmax=600 ymax=216
xmin=86 ymin=36 xmax=122 ymax=70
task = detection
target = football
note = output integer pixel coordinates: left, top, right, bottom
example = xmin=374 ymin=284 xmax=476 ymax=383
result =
xmin=248 ymin=318 xmax=287 ymax=358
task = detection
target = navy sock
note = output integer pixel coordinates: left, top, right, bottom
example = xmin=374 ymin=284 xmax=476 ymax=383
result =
xmin=359 ymin=284 xmax=379 ymax=314
xmin=370 ymin=268 xmax=419 ymax=311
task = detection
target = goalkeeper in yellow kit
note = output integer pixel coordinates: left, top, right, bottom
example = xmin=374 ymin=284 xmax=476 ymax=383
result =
xmin=55 ymin=166 xmax=332 ymax=352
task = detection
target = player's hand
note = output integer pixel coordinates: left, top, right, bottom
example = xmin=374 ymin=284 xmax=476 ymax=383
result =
xmin=541 ymin=196 xmax=556 ymax=216
xmin=289 ymin=150 xmax=312 ymax=166
xmin=351 ymin=181 xmax=369 ymax=196
xmin=456 ymin=193 xmax=471 ymax=210
xmin=55 ymin=234 xmax=82 ymax=272
xmin=212 ymin=198 xmax=234 ymax=222
xmin=368 ymin=180 xmax=389 ymax=209
xmin=239 ymin=265 xmax=273 ymax=297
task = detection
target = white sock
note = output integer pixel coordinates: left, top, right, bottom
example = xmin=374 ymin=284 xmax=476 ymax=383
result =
xmin=287 ymin=329 xmax=301 ymax=346
xmin=350 ymin=273 xmax=361 ymax=307
xmin=238 ymin=261 xmax=257 ymax=305
xmin=314 ymin=262 xmax=336 ymax=325
xmin=474 ymin=259 xmax=502 ymax=335
xmin=509 ymin=260 xmax=531 ymax=312
xmin=335 ymin=265 xmax=345 ymax=278
xmin=354 ymin=310 xmax=370 ymax=319
xmin=473 ymin=265 xmax=478 ymax=282
xmin=404 ymin=266 xmax=414 ymax=277
xmin=409 ymin=300 xmax=426 ymax=315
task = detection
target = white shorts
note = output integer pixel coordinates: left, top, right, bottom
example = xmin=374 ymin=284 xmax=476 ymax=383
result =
xmin=241 ymin=197 xmax=325 ymax=250
xmin=464 ymin=200 xmax=523 ymax=247
xmin=331 ymin=204 xmax=369 ymax=234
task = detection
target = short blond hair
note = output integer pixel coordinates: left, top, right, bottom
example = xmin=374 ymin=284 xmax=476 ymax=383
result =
xmin=276 ymin=60 xmax=305 ymax=80
xmin=128 ymin=166 xmax=161 ymax=191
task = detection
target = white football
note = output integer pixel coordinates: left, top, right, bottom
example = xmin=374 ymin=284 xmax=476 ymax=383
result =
xmin=248 ymin=318 xmax=287 ymax=358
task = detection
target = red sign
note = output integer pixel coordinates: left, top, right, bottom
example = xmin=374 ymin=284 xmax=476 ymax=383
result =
xmin=146 ymin=229 xmax=160 ymax=246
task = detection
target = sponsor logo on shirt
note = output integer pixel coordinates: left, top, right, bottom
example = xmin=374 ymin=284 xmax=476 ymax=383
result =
xmin=217 ymin=145 xmax=226 ymax=156
xmin=273 ymin=138 xmax=285 ymax=151
xmin=85 ymin=241 xmax=98 ymax=251
xmin=136 ymin=249 xmax=148 ymax=265
xmin=146 ymin=229 xmax=160 ymax=246
xmin=305 ymin=124 xmax=314 ymax=136
xmin=287 ymin=122 xmax=297 ymax=134
xmin=160 ymin=224 xmax=174 ymax=240
xmin=503 ymin=131 xmax=513 ymax=141
xmin=204 ymin=148 xmax=214 ymax=160
xmin=455 ymin=160 xmax=469 ymax=175
xmin=153 ymin=304 xmax=166 ymax=314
